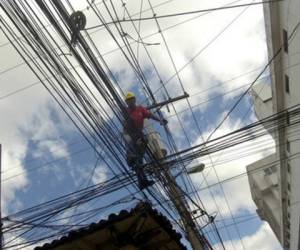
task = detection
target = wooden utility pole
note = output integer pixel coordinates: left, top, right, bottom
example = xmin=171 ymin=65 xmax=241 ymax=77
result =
xmin=148 ymin=130 xmax=207 ymax=250
xmin=164 ymin=174 xmax=206 ymax=250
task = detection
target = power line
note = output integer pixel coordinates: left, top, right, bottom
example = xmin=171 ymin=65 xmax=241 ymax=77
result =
xmin=91 ymin=0 xmax=193 ymax=234
xmin=203 ymin=19 xmax=300 ymax=146
xmin=9 ymin=141 xmax=299 ymax=248
xmin=2 ymin=1 xmax=154 ymax=246
xmin=0 ymin=0 xmax=244 ymax=81
xmin=85 ymin=0 xmax=282 ymax=30
xmin=0 ymin=0 xmax=245 ymax=106
xmin=0 ymin=0 xmax=176 ymax=49
xmin=1 ymin=0 xmax=293 ymax=249
xmin=113 ymin=0 xmax=209 ymax=230
xmin=120 ymin=1 xmax=213 ymax=234
xmin=4 ymin=126 xmax=300 ymax=247
xmin=146 ymin=0 xmax=256 ymax=247
xmin=108 ymin=0 xmax=216 ymax=244
xmin=0 ymin=0 xmax=276 ymax=215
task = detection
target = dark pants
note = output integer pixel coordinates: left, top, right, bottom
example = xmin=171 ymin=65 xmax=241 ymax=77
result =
xmin=126 ymin=135 xmax=149 ymax=186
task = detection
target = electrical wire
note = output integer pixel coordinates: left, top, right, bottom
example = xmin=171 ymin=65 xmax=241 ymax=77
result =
xmin=85 ymin=0 xmax=282 ymax=30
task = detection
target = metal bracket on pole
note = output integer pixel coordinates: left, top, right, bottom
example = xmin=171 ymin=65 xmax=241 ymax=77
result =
xmin=147 ymin=92 xmax=189 ymax=110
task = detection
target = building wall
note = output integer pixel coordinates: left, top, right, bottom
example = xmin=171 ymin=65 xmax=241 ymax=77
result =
xmin=278 ymin=1 xmax=300 ymax=249
xmin=284 ymin=0 xmax=300 ymax=247
xmin=248 ymin=1 xmax=300 ymax=249
xmin=247 ymin=154 xmax=281 ymax=240
xmin=250 ymin=82 xmax=274 ymax=137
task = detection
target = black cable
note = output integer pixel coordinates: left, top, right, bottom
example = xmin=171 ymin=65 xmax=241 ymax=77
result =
xmin=146 ymin=0 xmax=253 ymax=246
xmin=91 ymin=0 xmax=186 ymax=225
xmin=0 ymin=0 xmax=149 ymax=245
xmin=1 ymin=0 xmax=296 ymax=248
xmin=105 ymin=0 xmax=198 ymax=224
xmin=85 ymin=0 xmax=282 ymax=30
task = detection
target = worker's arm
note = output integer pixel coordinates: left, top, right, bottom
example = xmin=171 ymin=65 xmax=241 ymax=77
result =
xmin=149 ymin=112 xmax=168 ymax=126
xmin=141 ymin=106 xmax=168 ymax=125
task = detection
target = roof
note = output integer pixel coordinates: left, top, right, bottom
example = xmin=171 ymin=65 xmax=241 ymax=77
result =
xmin=35 ymin=202 xmax=187 ymax=250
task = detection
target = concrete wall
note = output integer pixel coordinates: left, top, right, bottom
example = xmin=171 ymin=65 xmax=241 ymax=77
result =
xmin=247 ymin=154 xmax=281 ymax=240
xmin=283 ymin=2 xmax=300 ymax=250
xmin=278 ymin=1 xmax=300 ymax=249
xmin=248 ymin=0 xmax=300 ymax=249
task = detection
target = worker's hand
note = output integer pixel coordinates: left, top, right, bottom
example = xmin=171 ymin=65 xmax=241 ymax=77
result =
xmin=160 ymin=118 xmax=168 ymax=126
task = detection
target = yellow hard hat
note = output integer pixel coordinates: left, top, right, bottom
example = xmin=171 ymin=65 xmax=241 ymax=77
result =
xmin=125 ymin=91 xmax=135 ymax=101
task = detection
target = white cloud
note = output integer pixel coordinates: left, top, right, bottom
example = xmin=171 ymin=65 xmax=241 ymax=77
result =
xmin=214 ymin=222 xmax=282 ymax=250
xmin=0 ymin=59 xmax=74 ymax=214
xmin=82 ymin=0 xmax=268 ymax=111
xmin=187 ymin=114 xmax=275 ymax=219
xmin=92 ymin=165 xmax=108 ymax=185
xmin=34 ymin=139 xmax=69 ymax=159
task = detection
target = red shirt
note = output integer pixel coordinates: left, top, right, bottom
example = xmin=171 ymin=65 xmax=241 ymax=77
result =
xmin=125 ymin=106 xmax=151 ymax=133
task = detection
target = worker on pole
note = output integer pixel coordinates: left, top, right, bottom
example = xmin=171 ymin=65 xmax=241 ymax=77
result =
xmin=124 ymin=92 xmax=167 ymax=190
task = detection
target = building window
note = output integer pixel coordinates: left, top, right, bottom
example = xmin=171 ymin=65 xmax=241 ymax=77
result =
xmin=287 ymin=140 xmax=290 ymax=153
xmin=288 ymin=199 xmax=291 ymax=206
xmin=283 ymin=29 xmax=288 ymax=53
xmin=288 ymin=182 xmax=291 ymax=191
xmin=285 ymin=75 xmax=290 ymax=93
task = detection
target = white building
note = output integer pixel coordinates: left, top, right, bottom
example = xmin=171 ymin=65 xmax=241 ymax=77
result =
xmin=247 ymin=1 xmax=300 ymax=249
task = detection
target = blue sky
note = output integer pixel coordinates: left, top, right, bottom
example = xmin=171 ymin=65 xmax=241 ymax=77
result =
xmin=0 ymin=0 xmax=284 ymax=249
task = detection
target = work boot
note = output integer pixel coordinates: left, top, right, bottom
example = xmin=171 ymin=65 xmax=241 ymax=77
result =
xmin=136 ymin=167 xmax=155 ymax=190
xmin=127 ymin=153 xmax=138 ymax=169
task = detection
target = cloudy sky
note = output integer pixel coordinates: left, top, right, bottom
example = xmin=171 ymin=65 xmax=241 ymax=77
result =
xmin=0 ymin=0 xmax=284 ymax=249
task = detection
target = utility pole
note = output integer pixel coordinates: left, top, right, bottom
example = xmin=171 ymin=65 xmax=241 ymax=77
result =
xmin=148 ymin=127 xmax=208 ymax=250
xmin=164 ymin=174 xmax=206 ymax=250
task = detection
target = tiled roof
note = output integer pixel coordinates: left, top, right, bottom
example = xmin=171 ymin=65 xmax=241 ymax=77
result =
xmin=35 ymin=202 xmax=186 ymax=250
